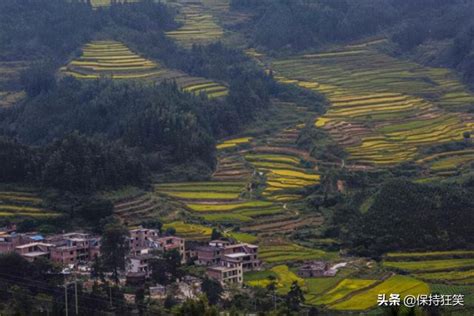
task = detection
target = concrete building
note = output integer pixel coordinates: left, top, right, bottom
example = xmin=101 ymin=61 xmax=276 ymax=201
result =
xmin=296 ymin=261 xmax=337 ymax=277
xmin=207 ymin=257 xmax=243 ymax=286
xmin=47 ymin=233 xmax=100 ymax=265
xmin=15 ymin=242 xmax=53 ymax=262
xmin=129 ymin=228 xmax=185 ymax=262
xmin=128 ymin=253 xmax=155 ymax=274
xmin=0 ymin=232 xmax=45 ymax=254
xmin=197 ymin=240 xmax=260 ymax=271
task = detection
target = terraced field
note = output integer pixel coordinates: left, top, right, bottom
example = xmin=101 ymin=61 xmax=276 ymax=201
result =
xmin=165 ymin=0 xmax=224 ymax=47
xmin=246 ymin=265 xmax=304 ymax=295
xmin=258 ymin=239 xmax=335 ymax=263
xmin=0 ymin=191 xmax=59 ymax=219
xmin=255 ymin=43 xmax=474 ymax=170
xmin=216 ymin=137 xmax=253 ymax=150
xmin=61 ymin=40 xmax=228 ymax=98
xmin=0 ymin=61 xmax=27 ymax=107
xmin=330 ymin=275 xmax=429 ymax=310
xmin=384 ymin=251 xmax=474 ymax=286
xmin=163 ymin=221 xmax=212 ymax=240
xmin=89 ymin=0 xmax=140 ymax=8
xmin=113 ymin=193 xmax=163 ymax=222
xmin=313 ymin=279 xmax=378 ymax=305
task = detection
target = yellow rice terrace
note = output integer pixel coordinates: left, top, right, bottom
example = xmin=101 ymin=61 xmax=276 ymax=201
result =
xmin=61 ymin=40 xmax=228 ymax=98
xmin=260 ymin=44 xmax=474 ymax=169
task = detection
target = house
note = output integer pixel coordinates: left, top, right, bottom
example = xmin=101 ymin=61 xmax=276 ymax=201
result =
xmin=296 ymin=261 xmax=337 ymax=277
xmin=195 ymin=246 xmax=222 ymax=265
xmin=156 ymin=236 xmax=185 ymax=261
xmin=47 ymin=233 xmax=100 ymax=265
xmin=129 ymin=227 xmax=186 ymax=262
xmin=15 ymin=242 xmax=53 ymax=262
xmin=128 ymin=253 xmax=155 ymax=274
xmin=196 ymin=240 xmax=260 ymax=272
xmin=0 ymin=232 xmax=45 ymax=254
xmin=129 ymin=228 xmax=159 ymax=255
xmin=207 ymin=257 xmax=243 ymax=286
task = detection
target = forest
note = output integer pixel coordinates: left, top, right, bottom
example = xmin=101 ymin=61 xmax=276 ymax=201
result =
xmin=1 ymin=0 xmax=474 ymax=314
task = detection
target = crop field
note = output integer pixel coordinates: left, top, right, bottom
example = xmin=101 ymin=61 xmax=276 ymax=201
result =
xmin=62 ymin=40 xmax=164 ymax=79
xmin=384 ymin=251 xmax=474 ymax=294
xmin=0 ymin=191 xmax=59 ymax=219
xmin=0 ymin=61 xmax=27 ymax=107
xmin=256 ymin=44 xmax=474 ymax=169
xmin=313 ymin=279 xmax=377 ymax=305
xmin=212 ymin=154 xmax=252 ymax=181
xmin=259 ymin=240 xmax=336 ymax=263
xmin=246 ymin=265 xmax=304 ymax=294
xmin=386 ymin=250 xmax=474 ymax=259
xmin=245 ymin=127 xmax=321 ymax=202
xmin=383 ymin=258 xmax=474 ymax=272
xmin=61 ymin=40 xmax=227 ymax=98
xmin=225 ymin=231 xmax=258 ymax=243
xmin=415 ymin=269 xmax=474 ymax=282
xmin=113 ymin=192 xmax=164 ymax=222
xmin=329 ymin=275 xmax=429 ymax=310
xmin=162 ymin=221 xmax=212 ymax=240
xmin=89 ymin=0 xmax=140 ymax=8
xmin=216 ymin=137 xmax=253 ymax=150
xmin=165 ymin=1 xmax=224 ymax=47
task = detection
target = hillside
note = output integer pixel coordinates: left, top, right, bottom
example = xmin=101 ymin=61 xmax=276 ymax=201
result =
xmin=0 ymin=0 xmax=474 ymax=314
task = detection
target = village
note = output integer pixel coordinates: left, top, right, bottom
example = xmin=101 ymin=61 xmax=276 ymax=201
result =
xmin=0 ymin=223 xmax=342 ymax=306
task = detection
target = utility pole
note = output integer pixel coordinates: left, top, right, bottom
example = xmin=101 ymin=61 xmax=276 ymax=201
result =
xmin=64 ymin=284 xmax=69 ymax=316
xmin=74 ymin=281 xmax=79 ymax=315
xmin=109 ymin=285 xmax=113 ymax=308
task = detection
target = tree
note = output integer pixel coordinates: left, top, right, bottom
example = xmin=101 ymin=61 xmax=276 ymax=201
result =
xmin=201 ymin=278 xmax=223 ymax=305
xmin=101 ymin=222 xmax=130 ymax=283
xmin=91 ymin=255 xmax=105 ymax=281
xmin=141 ymin=219 xmax=163 ymax=233
xmin=150 ymin=249 xmax=183 ymax=285
xmin=211 ymin=228 xmax=222 ymax=240
xmin=10 ymin=285 xmax=33 ymax=315
xmin=165 ymin=227 xmax=176 ymax=236
xmin=20 ymin=61 xmax=57 ymax=97
xmin=285 ymin=281 xmax=304 ymax=312
xmin=135 ymin=287 xmax=145 ymax=316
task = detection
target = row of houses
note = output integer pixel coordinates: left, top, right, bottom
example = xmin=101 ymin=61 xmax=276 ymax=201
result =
xmin=127 ymin=228 xmax=261 ymax=286
xmin=0 ymin=226 xmax=261 ymax=286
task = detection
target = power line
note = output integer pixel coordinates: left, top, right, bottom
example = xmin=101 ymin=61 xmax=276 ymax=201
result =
xmin=0 ymin=272 xmax=154 ymax=312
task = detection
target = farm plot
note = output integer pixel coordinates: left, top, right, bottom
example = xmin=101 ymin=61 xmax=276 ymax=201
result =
xmin=62 ymin=40 xmax=227 ymax=98
xmin=62 ymin=40 xmax=165 ymax=80
xmin=245 ymin=265 xmax=304 ymax=295
xmin=329 ymin=275 xmax=429 ymax=310
xmin=383 ymin=258 xmax=474 ymax=273
xmin=313 ymin=278 xmax=378 ymax=305
xmin=263 ymin=45 xmax=474 ymax=169
xmin=163 ymin=221 xmax=212 ymax=240
xmin=216 ymin=137 xmax=253 ymax=150
xmin=113 ymin=193 xmax=163 ymax=221
xmin=165 ymin=1 xmax=224 ymax=47
xmin=0 ymin=191 xmax=59 ymax=219
xmin=384 ymin=251 xmax=474 ymax=290
xmin=89 ymin=0 xmax=140 ymax=8
xmin=156 ymin=182 xmax=245 ymax=201
xmin=212 ymin=154 xmax=252 ymax=181
xmin=157 ymin=180 xmax=288 ymax=225
xmin=0 ymin=61 xmax=27 ymax=107
xmin=259 ymin=240 xmax=336 ymax=263
xmin=245 ymin=127 xmax=320 ymax=202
